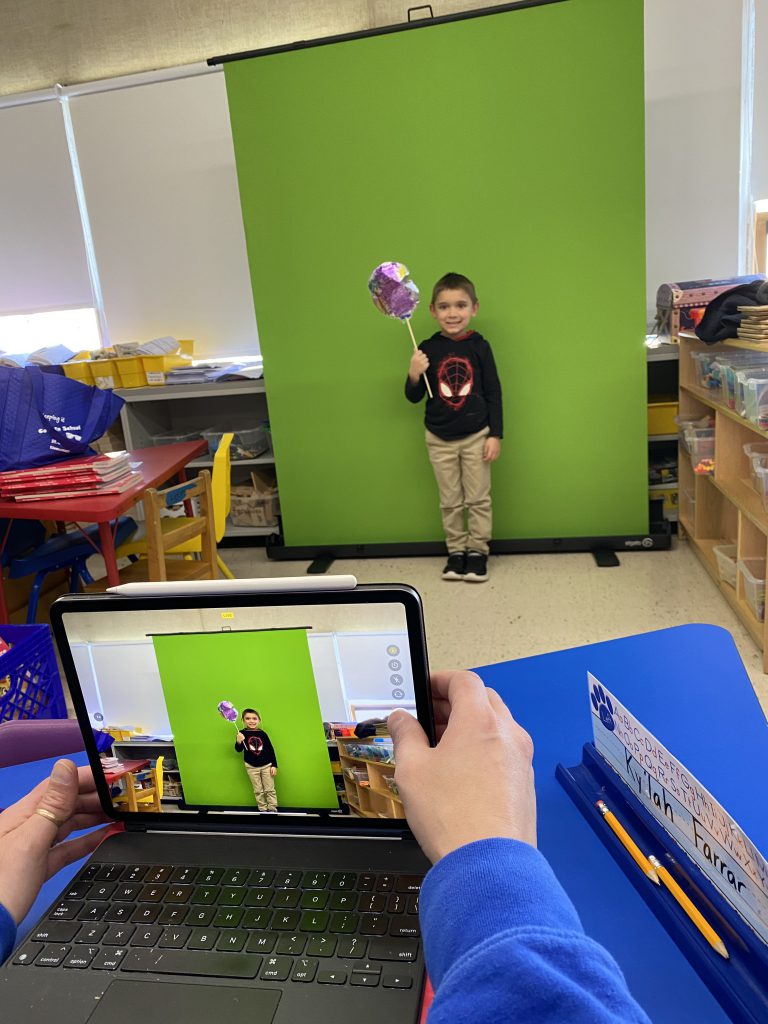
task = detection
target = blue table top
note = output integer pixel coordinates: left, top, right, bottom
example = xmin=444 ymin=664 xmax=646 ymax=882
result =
xmin=2 ymin=624 xmax=764 ymax=1023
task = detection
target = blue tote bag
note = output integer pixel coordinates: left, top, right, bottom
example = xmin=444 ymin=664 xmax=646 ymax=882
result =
xmin=0 ymin=366 xmax=125 ymax=472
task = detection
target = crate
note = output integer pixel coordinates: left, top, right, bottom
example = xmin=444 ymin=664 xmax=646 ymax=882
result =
xmin=738 ymin=558 xmax=766 ymax=621
xmin=713 ymin=544 xmax=737 ymax=588
xmin=647 ymin=400 xmax=678 ymax=435
xmin=230 ymin=486 xmax=279 ymax=528
xmin=62 ymin=358 xmax=95 ymax=385
xmin=141 ymin=354 xmax=190 ymax=385
xmin=0 ymin=624 xmax=67 ymax=722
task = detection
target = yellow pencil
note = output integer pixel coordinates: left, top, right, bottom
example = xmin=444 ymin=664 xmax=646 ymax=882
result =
xmin=649 ymin=855 xmax=729 ymax=959
xmin=596 ymin=800 xmax=660 ymax=884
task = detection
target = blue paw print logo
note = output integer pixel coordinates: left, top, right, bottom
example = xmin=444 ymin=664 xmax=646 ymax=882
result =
xmin=591 ymin=683 xmax=615 ymax=731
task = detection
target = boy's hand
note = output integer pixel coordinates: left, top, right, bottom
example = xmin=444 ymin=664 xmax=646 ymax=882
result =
xmin=483 ymin=436 xmax=501 ymax=462
xmin=388 ymin=671 xmax=537 ymax=864
xmin=236 ymin=731 xmax=245 ymax=744
xmin=270 ymin=767 xmax=277 ymax=777
xmin=408 ymin=350 xmax=429 ymax=383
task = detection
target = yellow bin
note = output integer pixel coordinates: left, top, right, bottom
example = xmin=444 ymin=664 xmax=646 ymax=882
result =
xmin=648 ymin=400 xmax=678 ymax=436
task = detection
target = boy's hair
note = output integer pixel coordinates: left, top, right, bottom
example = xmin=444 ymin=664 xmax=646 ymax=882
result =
xmin=242 ymin=708 xmax=261 ymax=721
xmin=431 ymin=272 xmax=478 ymax=305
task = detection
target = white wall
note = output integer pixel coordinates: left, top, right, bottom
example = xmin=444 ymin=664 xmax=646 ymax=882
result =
xmin=753 ymin=0 xmax=768 ymax=202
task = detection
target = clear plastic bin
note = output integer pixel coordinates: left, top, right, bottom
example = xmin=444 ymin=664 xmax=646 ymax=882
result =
xmin=744 ymin=376 xmax=768 ymax=428
xmin=735 ymin=368 xmax=768 ymax=418
xmin=691 ymin=351 xmax=721 ymax=390
xmin=743 ymin=442 xmax=768 ymax=487
xmin=713 ymin=544 xmax=737 ymax=588
xmin=151 ymin=431 xmax=203 ymax=447
xmin=753 ymin=464 xmax=768 ymax=509
xmin=738 ymin=557 xmax=766 ymax=621
xmin=204 ymin=426 xmax=269 ymax=461
xmin=680 ymin=487 xmax=696 ymax=523
xmin=722 ymin=354 xmax=768 ymax=409
xmin=687 ymin=428 xmax=715 ymax=474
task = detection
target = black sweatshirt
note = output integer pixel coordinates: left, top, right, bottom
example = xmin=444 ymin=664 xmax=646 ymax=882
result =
xmin=404 ymin=331 xmax=503 ymax=441
xmin=235 ymin=728 xmax=278 ymax=769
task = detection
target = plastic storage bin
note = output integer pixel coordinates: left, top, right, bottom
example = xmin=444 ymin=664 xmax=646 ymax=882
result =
xmin=744 ymin=375 xmax=768 ymax=428
xmin=735 ymin=368 xmax=768 ymax=418
xmin=152 ymin=431 xmax=203 ymax=447
xmin=738 ymin=558 xmax=766 ymax=621
xmin=743 ymin=442 xmax=768 ymax=487
xmin=647 ymin=400 xmax=678 ymax=435
xmin=722 ymin=354 xmax=768 ymax=409
xmin=0 ymin=624 xmax=67 ymax=722
xmin=713 ymin=544 xmax=738 ymax=588
xmin=687 ymin=428 xmax=715 ymax=474
xmin=691 ymin=351 xmax=721 ymax=390
xmin=204 ymin=426 xmax=269 ymax=461
xmin=753 ymin=464 xmax=768 ymax=508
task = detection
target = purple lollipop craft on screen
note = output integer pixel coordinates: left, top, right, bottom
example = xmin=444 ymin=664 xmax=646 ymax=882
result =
xmin=217 ymin=700 xmax=239 ymax=733
xmin=368 ymin=261 xmax=433 ymax=397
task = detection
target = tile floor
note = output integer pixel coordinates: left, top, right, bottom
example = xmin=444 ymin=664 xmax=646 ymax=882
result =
xmin=211 ymin=537 xmax=768 ymax=718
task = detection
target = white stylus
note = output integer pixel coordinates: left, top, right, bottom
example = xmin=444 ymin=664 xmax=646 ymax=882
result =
xmin=106 ymin=575 xmax=358 ymax=596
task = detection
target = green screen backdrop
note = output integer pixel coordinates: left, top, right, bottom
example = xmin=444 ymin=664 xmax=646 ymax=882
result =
xmin=224 ymin=0 xmax=647 ymax=545
xmin=152 ymin=630 xmax=338 ymax=809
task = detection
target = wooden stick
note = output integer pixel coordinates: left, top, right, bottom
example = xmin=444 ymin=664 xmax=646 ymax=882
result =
xmin=405 ymin=318 xmax=433 ymax=398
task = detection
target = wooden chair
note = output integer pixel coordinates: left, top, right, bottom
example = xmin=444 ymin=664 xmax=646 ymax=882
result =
xmin=115 ymin=471 xmax=218 ymax=584
xmin=113 ymin=756 xmax=164 ymax=812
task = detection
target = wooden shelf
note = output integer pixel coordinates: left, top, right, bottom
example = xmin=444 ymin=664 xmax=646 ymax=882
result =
xmin=710 ymin=477 xmax=768 ymax=536
xmin=681 ymin=383 xmax=768 ymax=440
xmin=336 ymin=736 xmax=403 ymax=820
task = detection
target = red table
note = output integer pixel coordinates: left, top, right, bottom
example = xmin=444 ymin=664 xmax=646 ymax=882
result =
xmin=102 ymin=758 xmax=151 ymax=812
xmin=0 ymin=440 xmax=207 ymax=620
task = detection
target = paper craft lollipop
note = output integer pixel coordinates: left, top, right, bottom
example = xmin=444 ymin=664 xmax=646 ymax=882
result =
xmin=368 ymin=262 xmax=433 ymax=397
xmin=217 ymin=700 xmax=239 ymax=733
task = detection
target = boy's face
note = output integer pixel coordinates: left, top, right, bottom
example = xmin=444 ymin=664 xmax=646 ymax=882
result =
xmin=243 ymin=713 xmax=260 ymax=729
xmin=430 ymin=288 xmax=479 ymax=338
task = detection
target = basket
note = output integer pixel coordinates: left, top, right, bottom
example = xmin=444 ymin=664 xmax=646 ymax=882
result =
xmin=0 ymin=624 xmax=67 ymax=722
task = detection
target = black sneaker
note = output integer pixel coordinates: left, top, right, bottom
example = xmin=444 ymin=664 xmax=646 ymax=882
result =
xmin=464 ymin=551 xmax=488 ymax=583
xmin=441 ymin=551 xmax=466 ymax=581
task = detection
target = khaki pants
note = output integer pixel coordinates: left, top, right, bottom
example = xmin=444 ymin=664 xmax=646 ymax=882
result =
xmin=425 ymin=427 xmax=492 ymax=555
xmin=246 ymin=764 xmax=277 ymax=810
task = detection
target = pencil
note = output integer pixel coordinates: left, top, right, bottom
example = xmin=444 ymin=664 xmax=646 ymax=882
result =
xmin=649 ymin=855 xmax=729 ymax=959
xmin=596 ymin=800 xmax=660 ymax=884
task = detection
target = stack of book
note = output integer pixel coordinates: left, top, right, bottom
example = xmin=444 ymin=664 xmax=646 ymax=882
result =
xmin=737 ymin=305 xmax=768 ymax=342
xmin=0 ymin=451 xmax=141 ymax=501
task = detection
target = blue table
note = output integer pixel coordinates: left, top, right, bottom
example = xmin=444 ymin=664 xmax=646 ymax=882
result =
xmin=2 ymin=625 xmax=765 ymax=1022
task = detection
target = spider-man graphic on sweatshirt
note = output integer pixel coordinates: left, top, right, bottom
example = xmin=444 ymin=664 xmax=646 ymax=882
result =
xmin=404 ymin=330 xmax=503 ymax=441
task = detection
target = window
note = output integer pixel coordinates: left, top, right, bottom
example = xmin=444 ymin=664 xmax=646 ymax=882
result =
xmin=0 ymin=307 xmax=101 ymax=357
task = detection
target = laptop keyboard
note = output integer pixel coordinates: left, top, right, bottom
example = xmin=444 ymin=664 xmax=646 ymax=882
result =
xmin=12 ymin=863 xmax=423 ymax=989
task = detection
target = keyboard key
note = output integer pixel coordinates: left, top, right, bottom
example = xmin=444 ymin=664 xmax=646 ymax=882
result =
xmin=330 ymin=872 xmax=357 ymax=890
xmin=276 ymin=933 xmax=305 ymax=955
xmin=359 ymin=894 xmax=386 ymax=913
xmin=291 ymin=957 xmax=318 ymax=982
xmin=272 ymin=911 xmax=300 ymax=931
xmin=375 ymin=875 xmax=395 ymax=892
xmin=367 ymin=937 xmax=418 ymax=962
xmin=216 ymin=931 xmax=247 ymax=952
xmin=50 ymin=901 xmax=83 ymax=920
xmin=275 ymin=871 xmax=301 ymax=888
xmin=92 ymin=946 xmax=128 ymax=971
xmin=351 ymin=971 xmax=379 ymax=987
xmin=159 ymin=905 xmax=189 ymax=926
xmin=317 ymin=968 xmax=347 ymax=984
xmin=79 ymin=864 xmax=100 ymax=882
xmin=388 ymin=894 xmax=405 ymax=914
xmin=222 ymin=869 xmax=249 ymax=886
xmin=299 ymin=911 xmax=329 ymax=932
xmin=103 ymin=925 xmax=135 ymax=945
xmin=187 ymin=907 xmax=216 ymax=927
xmin=123 ymin=866 xmax=148 ymax=883
xmin=95 ymin=865 xmax=124 ymax=882
xmin=330 ymin=912 xmax=358 ymax=934
xmin=31 ymin=922 xmax=79 ymax=943
xmin=191 ymin=886 xmax=220 ymax=905
xmin=306 ymin=935 xmax=336 ymax=958
xmin=34 ymin=944 xmax=70 ymax=967
xmin=188 ymin=928 xmax=219 ymax=950
xmin=395 ymin=875 xmax=423 ymax=893
xmin=63 ymin=946 xmax=99 ymax=969
xmin=214 ymin=907 xmax=244 ymax=928
xmin=77 ymin=903 xmax=107 ymax=922
xmin=170 ymin=866 xmax=196 ymax=883
xmin=166 ymin=885 xmax=193 ymax=903
xmin=198 ymin=868 xmax=223 ymax=885
xmin=75 ymin=923 xmax=108 ymax=944
xmin=12 ymin=946 xmax=39 ymax=965
xmin=104 ymin=904 xmax=135 ymax=923
xmin=159 ymin=926 xmax=191 ymax=948
xmin=122 ymin=948 xmax=261 ymax=978
xmin=219 ymin=888 xmax=246 ymax=907
xmin=358 ymin=874 xmax=376 ymax=891
xmin=246 ymin=932 xmax=276 ymax=953
xmin=63 ymin=882 xmax=91 ymax=900
xmin=114 ymin=883 xmax=142 ymax=902
xmin=360 ymin=913 xmax=388 ymax=935
xmin=145 ymin=866 xmax=173 ymax=883
xmin=138 ymin=884 xmax=167 ymax=903
xmin=301 ymin=890 xmax=329 ymax=910
xmin=242 ymin=908 xmax=272 ymax=930
xmin=390 ymin=916 xmax=420 ymax=938
xmin=383 ymin=971 xmax=413 ymax=988
xmin=131 ymin=926 xmax=162 ymax=947
xmin=302 ymin=871 xmax=328 ymax=890
xmin=406 ymin=895 xmax=419 ymax=915
xmin=130 ymin=904 xmax=160 ymax=924
xmin=330 ymin=892 xmax=358 ymax=912
xmin=248 ymin=869 xmax=274 ymax=887
xmin=245 ymin=888 xmax=273 ymax=908
xmin=260 ymin=955 xmax=293 ymax=981
xmin=272 ymin=890 xmax=300 ymax=909
xmin=337 ymin=936 xmax=367 ymax=959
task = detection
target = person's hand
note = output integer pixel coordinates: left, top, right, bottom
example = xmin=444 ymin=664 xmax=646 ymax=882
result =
xmin=483 ymin=436 xmax=501 ymax=462
xmin=0 ymin=760 xmax=112 ymax=924
xmin=270 ymin=767 xmax=277 ymax=777
xmin=236 ymin=731 xmax=245 ymax=744
xmin=408 ymin=350 xmax=429 ymax=384
xmin=388 ymin=670 xmax=536 ymax=863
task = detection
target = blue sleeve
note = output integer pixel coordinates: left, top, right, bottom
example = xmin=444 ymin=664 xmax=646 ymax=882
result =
xmin=420 ymin=838 xmax=652 ymax=1024
xmin=0 ymin=902 xmax=17 ymax=964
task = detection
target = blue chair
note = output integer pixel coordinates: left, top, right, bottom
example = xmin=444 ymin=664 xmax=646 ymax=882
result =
xmin=6 ymin=517 xmax=137 ymax=623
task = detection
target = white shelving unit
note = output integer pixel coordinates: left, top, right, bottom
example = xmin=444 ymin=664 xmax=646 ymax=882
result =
xmin=116 ymin=379 xmax=279 ymax=541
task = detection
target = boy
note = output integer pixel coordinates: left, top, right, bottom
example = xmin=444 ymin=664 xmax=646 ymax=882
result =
xmin=405 ymin=272 xmax=502 ymax=582
xmin=235 ymin=708 xmax=278 ymax=811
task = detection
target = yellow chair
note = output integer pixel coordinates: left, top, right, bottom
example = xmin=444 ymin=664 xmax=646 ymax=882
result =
xmin=116 ymin=432 xmax=234 ymax=579
xmin=113 ymin=756 xmax=164 ymax=812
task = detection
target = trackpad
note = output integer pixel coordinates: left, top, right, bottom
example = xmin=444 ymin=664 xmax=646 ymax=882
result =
xmin=87 ymin=980 xmax=281 ymax=1022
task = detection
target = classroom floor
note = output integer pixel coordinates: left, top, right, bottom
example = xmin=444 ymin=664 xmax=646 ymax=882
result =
xmin=214 ymin=538 xmax=768 ymax=718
